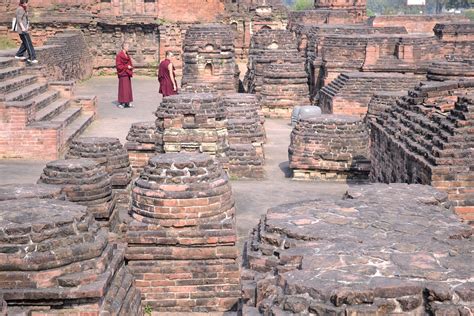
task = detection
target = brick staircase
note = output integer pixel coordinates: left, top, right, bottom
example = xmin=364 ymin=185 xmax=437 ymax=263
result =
xmin=317 ymin=72 xmax=424 ymax=116
xmin=0 ymin=57 xmax=95 ymax=159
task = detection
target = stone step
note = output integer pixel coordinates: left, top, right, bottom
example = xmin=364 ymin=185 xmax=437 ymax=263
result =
xmin=50 ymin=106 xmax=82 ymax=127
xmin=35 ymin=98 xmax=71 ymax=122
xmin=63 ymin=112 xmax=95 ymax=147
xmin=0 ymin=75 xmax=37 ymax=94
xmin=0 ymin=57 xmax=17 ymax=70
xmin=31 ymin=90 xmax=60 ymax=111
xmin=0 ymin=66 xmax=24 ymax=81
xmin=5 ymin=82 xmax=48 ymax=102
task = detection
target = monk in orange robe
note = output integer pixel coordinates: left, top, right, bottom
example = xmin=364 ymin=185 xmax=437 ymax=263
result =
xmin=158 ymin=51 xmax=178 ymax=97
xmin=116 ymin=42 xmax=134 ymax=108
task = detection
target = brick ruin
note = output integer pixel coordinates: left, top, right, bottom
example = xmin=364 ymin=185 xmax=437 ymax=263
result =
xmin=0 ymin=55 xmax=97 ymax=159
xmin=369 ymin=80 xmax=474 ymax=221
xmin=1 ymin=0 xmax=474 ymax=315
xmin=156 ymin=93 xmax=229 ymax=163
xmin=126 ymin=153 xmax=240 ymax=312
xmin=37 ymin=158 xmax=119 ymax=229
xmin=221 ymin=93 xmax=266 ymax=179
xmin=66 ymin=137 xmax=132 ymax=191
xmin=318 ymin=72 xmax=423 ymax=116
xmin=289 ymin=115 xmax=370 ymax=181
xmin=155 ymin=92 xmax=266 ymax=179
xmin=181 ymin=24 xmax=239 ymax=93
xmin=0 ymin=198 xmax=142 ymax=315
xmin=125 ymin=121 xmax=161 ymax=176
xmin=242 ymin=183 xmax=474 ymax=315
xmin=244 ymin=29 xmax=310 ymax=118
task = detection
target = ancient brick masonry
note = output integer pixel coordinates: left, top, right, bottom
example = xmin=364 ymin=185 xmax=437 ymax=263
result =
xmin=289 ymin=115 xmax=370 ymax=181
xmin=221 ymin=93 xmax=266 ymax=179
xmin=0 ymin=56 xmax=96 ymax=160
xmin=244 ymin=29 xmax=309 ymax=118
xmin=369 ymin=81 xmax=474 ymax=221
xmin=125 ymin=121 xmax=162 ymax=176
xmin=181 ymin=24 xmax=239 ymax=93
xmin=0 ymin=183 xmax=62 ymax=201
xmin=66 ymin=137 xmax=132 ymax=190
xmin=242 ymin=184 xmax=474 ymax=315
xmin=317 ymin=72 xmax=423 ymax=116
xmin=155 ymin=92 xmax=267 ymax=179
xmin=155 ymin=93 xmax=229 ymax=166
xmin=37 ymin=158 xmax=119 ymax=228
xmin=0 ymin=198 xmax=142 ymax=315
xmin=427 ymin=60 xmax=474 ymax=81
xmin=125 ymin=153 xmax=240 ymax=312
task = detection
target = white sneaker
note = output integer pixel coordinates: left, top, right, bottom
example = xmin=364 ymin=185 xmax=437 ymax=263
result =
xmin=15 ymin=56 xmax=27 ymax=60
xmin=128 ymin=103 xmax=134 ymax=108
xmin=27 ymin=59 xmax=38 ymax=64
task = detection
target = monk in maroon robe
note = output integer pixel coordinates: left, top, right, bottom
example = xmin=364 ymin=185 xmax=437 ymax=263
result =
xmin=158 ymin=51 xmax=178 ymax=97
xmin=116 ymin=43 xmax=133 ymax=108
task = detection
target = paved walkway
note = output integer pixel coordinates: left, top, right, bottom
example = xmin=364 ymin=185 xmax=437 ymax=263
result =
xmin=0 ymin=76 xmax=349 ymax=246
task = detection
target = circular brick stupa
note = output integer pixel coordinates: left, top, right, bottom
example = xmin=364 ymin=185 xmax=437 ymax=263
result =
xmin=289 ymin=115 xmax=370 ymax=181
xmin=126 ymin=153 xmax=240 ymax=312
xmin=0 ymin=198 xmax=142 ymax=315
xmin=66 ymin=137 xmax=132 ymax=189
xmin=125 ymin=121 xmax=162 ymax=176
xmin=38 ymin=158 xmax=117 ymax=226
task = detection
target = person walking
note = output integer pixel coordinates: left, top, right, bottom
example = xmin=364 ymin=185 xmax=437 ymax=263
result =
xmin=158 ymin=51 xmax=178 ymax=97
xmin=14 ymin=0 xmax=38 ymax=64
xmin=115 ymin=42 xmax=134 ymax=109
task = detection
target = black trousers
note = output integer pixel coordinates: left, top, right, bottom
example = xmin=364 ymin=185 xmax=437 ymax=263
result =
xmin=16 ymin=32 xmax=36 ymax=60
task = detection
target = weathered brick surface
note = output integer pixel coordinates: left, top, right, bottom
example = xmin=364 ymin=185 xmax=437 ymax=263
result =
xmin=125 ymin=121 xmax=161 ymax=176
xmin=221 ymin=93 xmax=265 ymax=179
xmin=289 ymin=115 xmax=370 ymax=181
xmin=125 ymin=153 xmax=240 ymax=312
xmin=155 ymin=93 xmax=229 ymax=166
xmin=315 ymin=0 xmax=367 ymax=22
xmin=427 ymin=60 xmax=474 ymax=82
xmin=242 ymin=184 xmax=474 ymax=314
xmin=181 ymin=24 xmax=239 ymax=94
xmin=303 ymin=22 xmax=474 ymax=102
xmin=0 ymin=184 xmax=62 ymax=201
xmin=369 ymin=81 xmax=474 ymax=221
xmin=0 ymin=56 xmax=96 ymax=160
xmin=370 ymin=14 xmax=470 ymax=34
xmin=0 ymin=198 xmax=142 ymax=315
xmin=38 ymin=158 xmax=118 ymax=225
xmin=155 ymin=93 xmax=268 ymax=179
xmin=67 ymin=137 xmax=132 ymax=189
xmin=318 ymin=72 xmax=423 ymax=116
xmin=244 ymin=29 xmax=309 ymax=118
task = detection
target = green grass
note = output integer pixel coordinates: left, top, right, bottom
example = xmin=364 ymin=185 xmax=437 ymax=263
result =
xmin=292 ymin=0 xmax=313 ymax=11
xmin=465 ymin=9 xmax=474 ymax=21
xmin=0 ymin=36 xmax=17 ymax=50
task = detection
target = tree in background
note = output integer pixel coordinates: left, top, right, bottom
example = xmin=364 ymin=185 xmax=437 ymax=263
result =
xmin=292 ymin=0 xmax=314 ymax=10
xmin=367 ymin=0 xmax=472 ymax=14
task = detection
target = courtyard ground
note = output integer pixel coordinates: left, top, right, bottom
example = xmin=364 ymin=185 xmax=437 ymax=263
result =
xmin=0 ymin=76 xmax=349 ymax=248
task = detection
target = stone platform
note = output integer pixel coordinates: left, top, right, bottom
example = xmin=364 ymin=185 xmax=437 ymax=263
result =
xmin=0 ymin=198 xmax=142 ymax=315
xmin=242 ymin=184 xmax=474 ymax=315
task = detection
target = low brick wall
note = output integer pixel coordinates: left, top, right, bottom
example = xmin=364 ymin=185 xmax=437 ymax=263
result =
xmin=369 ymin=14 xmax=469 ymax=34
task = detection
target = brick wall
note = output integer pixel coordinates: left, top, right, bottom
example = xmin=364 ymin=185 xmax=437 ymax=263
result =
xmin=37 ymin=31 xmax=93 ymax=81
xmin=369 ymin=15 xmax=469 ymax=34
